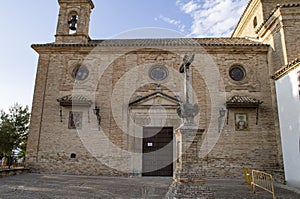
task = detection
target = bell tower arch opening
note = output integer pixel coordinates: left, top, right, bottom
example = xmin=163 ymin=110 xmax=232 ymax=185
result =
xmin=68 ymin=11 xmax=78 ymax=34
xmin=55 ymin=0 xmax=94 ymax=43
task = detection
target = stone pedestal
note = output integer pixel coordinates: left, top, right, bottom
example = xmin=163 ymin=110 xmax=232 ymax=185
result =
xmin=166 ymin=125 xmax=214 ymax=199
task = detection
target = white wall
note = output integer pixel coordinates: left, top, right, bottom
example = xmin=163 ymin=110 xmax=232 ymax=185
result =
xmin=276 ymin=67 xmax=300 ymax=188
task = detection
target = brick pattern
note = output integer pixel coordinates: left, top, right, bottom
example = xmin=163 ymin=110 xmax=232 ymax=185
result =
xmin=27 ymin=0 xmax=291 ymax=181
xmin=231 ymin=0 xmax=300 ymax=181
xmin=27 ymin=46 xmax=282 ymax=178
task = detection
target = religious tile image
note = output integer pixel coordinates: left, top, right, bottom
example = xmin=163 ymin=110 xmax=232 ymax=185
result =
xmin=235 ymin=113 xmax=249 ymax=131
xmin=68 ymin=111 xmax=83 ymax=129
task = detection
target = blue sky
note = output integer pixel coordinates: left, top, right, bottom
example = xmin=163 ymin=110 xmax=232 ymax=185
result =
xmin=0 ymin=0 xmax=248 ymax=112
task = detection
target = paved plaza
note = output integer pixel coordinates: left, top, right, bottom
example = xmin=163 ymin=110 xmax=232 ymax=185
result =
xmin=0 ymin=173 xmax=300 ymax=198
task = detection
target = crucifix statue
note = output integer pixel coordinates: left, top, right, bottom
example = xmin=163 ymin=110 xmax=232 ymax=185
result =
xmin=177 ymin=54 xmax=199 ymax=125
xmin=167 ymin=54 xmax=213 ymax=198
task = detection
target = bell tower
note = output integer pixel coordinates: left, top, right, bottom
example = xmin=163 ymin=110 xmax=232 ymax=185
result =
xmin=55 ymin=0 xmax=94 ymax=43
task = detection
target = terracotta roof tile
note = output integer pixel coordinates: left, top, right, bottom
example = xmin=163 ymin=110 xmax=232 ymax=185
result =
xmin=226 ymin=96 xmax=263 ymax=108
xmin=32 ymin=38 xmax=267 ymax=48
xmin=57 ymin=95 xmax=92 ymax=106
xmin=272 ymin=56 xmax=300 ymax=80
xmin=90 ymin=38 xmax=265 ymax=46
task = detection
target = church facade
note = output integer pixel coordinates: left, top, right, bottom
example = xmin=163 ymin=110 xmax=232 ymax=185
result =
xmin=26 ymin=0 xmax=300 ymax=185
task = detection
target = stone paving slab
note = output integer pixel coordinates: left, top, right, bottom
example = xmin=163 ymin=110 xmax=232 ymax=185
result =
xmin=0 ymin=174 xmax=300 ymax=199
xmin=0 ymin=174 xmax=171 ymax=199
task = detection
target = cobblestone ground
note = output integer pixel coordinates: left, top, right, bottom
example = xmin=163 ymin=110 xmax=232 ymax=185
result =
xmin=0 ymin=174 xmax=300 ymax=199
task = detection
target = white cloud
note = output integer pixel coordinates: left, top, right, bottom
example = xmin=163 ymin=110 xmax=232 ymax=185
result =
xmin=158 ymin=15 xmax=186 ymax=33
xmin=176 ymin=0 xmax=248 ymax=37
xmin=181 ymin=1 xmax=200 ymax=14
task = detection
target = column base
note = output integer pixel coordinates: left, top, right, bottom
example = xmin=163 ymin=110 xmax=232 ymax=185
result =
xmin=166 ymin=125 xmax=214 ymax=198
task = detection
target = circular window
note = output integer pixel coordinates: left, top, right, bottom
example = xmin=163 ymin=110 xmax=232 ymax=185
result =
xmin=149 ymin=65 xmax=168 ymax=81
xmin=229 ymin=66 xmax=245 ymax=81
xmin=73 ymin=65 xmax=89 ymax=81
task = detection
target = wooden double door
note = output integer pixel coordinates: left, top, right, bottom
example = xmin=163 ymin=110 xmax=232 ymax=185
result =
xmin=142 ymin=127 xmax=173 ymax=176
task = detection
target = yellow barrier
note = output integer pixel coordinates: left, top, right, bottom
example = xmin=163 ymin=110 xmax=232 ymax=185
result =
xmin=251 ymin=169 xmax=275 ymax=199
xmin=243 ymin=167 xmax=252 ymax=185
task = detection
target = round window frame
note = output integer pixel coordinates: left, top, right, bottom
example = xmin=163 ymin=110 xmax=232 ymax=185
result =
xmin=229 ymin=65 xmax=246 ymax=82
xmin=149 ymin=65 xmax=169 ymax=81
xmin=72 ymin=65 xmax=89 ymax=81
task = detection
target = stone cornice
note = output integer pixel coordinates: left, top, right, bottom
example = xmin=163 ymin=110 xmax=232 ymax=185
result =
xmin=31 ymin=43 xmax=268 ymax=55
xmin=272 ymin=57 xmax=300 ymax=80
xmin=58 ymin=0 xmax=95 ymax=9
xmin=31 ymin=38 xmax=268 ymax=54
xmin=232 ymin=1 xmax=300 ymax=37
xmin=256 ymin=3 xmax=300 ymax=34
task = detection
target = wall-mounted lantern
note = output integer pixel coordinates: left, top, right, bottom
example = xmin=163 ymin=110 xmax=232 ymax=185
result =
xmin=93 ymin=106 xmax=101 ymax=130
xmin=219 ymin=108 xmax=226 ymax=117
xmin=218 ymin=108 xmax=226 ymax=133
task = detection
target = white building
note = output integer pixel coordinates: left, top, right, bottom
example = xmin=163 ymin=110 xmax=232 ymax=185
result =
xmin=273 ymin=58 xmax=300 ymax=188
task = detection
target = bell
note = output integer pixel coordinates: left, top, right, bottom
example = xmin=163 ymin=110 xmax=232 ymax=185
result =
xmin=69 ymin=24 xmax=77 ymax=31
xmin=68 ymin=15 xmax=77 ymax=31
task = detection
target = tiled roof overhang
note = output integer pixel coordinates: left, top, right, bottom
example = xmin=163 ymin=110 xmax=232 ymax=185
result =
xmin=57 ymin=95 xmax=92 ymax=107
xmin=31 ymin=38 xmax=267 ymax=48
xmin=272 ymin=57 xmax=300 ymax=80
xmin=226 ymin=96 xmax=263 ymax=108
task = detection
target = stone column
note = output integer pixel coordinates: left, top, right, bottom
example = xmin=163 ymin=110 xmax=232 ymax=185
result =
xmin=166 ymin=125 xmax=214 ymax=198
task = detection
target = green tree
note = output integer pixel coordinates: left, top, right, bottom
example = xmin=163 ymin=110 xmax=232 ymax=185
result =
xmin=0 ymin=104 xmax=30 ymax=161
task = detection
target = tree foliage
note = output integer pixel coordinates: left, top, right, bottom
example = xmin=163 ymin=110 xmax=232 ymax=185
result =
xmin=0 ymin=104 xmax=30 ymax=160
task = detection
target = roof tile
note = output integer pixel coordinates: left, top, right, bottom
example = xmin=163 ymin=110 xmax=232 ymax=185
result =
xmin=57 ymin=95 xmax=92 ymax=106
xmin=32 ymin=38 xmax=267 ymax=48
xmin=226 ymin=96 xmax=263 ymax=108
xmin=272 ymin=56 xmax=300 ymax=80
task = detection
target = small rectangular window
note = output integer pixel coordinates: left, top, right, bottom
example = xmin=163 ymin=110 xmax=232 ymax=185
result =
xmin=253 ymin=16 xmax=258 ymax=28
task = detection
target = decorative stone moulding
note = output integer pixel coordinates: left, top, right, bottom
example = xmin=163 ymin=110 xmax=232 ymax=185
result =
xmin=272 ymin=57 xmax=300 ymax=80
